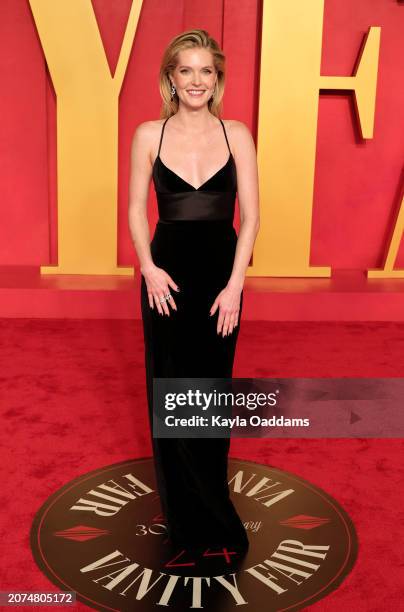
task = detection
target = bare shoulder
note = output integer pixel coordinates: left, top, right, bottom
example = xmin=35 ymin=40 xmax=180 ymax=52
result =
xmin=222 ymin=119 xmax=251 ymax=133
xmin=132 ymin=119 xmax=164 ymax=145
xmin=222 ymin=119 xmax=255 ymax=154
xmin=130 ymin=119 xmax=165 ymax=162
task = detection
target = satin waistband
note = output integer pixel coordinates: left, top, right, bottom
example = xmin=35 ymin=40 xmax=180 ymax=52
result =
xmin=156 ymin=190 xmax=236 ymax=222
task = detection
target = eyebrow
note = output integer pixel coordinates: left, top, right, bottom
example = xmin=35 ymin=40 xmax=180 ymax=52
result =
xmin=178 ymin=65 xmax=213 ymax=69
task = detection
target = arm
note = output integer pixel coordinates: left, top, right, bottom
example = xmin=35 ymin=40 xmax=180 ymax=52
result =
xmin=210 ymin=120 xmax=260 ymax=336
xmin=128 ymin=122 xmax=155 ymax=273
xmin=128 ymin=122 xmax=179 ymax=315
xmin=228 ymin=120 xmax=260 ymax=289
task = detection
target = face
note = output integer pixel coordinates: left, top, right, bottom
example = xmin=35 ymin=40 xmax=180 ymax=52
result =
xmin=170 ymin=48 xmax=217 ymax=107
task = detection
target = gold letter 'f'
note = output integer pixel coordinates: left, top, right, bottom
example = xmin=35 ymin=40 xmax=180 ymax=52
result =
xmin=249 ymin=0 xmax=380 ymax=277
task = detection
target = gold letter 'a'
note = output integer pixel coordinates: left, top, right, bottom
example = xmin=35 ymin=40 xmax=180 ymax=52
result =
xmin=29 ymin=0 xmax=143 ymax=275
xmin=248 ymin=0 xmax=380 ymax=277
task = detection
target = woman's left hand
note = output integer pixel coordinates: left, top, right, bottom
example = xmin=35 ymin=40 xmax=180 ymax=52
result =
xmin=209 ymin=283 xmax=242 ymax=337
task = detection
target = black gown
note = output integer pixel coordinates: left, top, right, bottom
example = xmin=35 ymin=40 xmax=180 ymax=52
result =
xmin=140 ymin=115 xmax=249 ymax=552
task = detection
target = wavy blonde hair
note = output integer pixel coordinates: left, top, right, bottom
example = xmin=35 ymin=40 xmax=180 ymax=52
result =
xmin=158 ymin=29 xmax=225 ymax=119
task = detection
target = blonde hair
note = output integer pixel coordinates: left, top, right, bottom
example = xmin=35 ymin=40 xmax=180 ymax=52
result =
xmin=158 ymin=29 xmax=225 ymax=119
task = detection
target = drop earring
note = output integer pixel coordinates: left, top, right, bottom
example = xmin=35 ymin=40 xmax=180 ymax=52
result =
xmin=170 ymin=82 xmax=176 ymax=101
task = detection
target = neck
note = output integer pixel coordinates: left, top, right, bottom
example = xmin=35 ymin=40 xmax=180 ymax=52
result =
xmin=171 ymin=106 xmax=217 ymax=131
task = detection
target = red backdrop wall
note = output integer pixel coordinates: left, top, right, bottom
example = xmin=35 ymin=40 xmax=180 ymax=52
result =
xmin=0 ymin=0 xmax=403 ymax=272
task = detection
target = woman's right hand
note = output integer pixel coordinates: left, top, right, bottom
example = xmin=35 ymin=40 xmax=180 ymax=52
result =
xmin=141 ymin=263 xmax=179 ymax=316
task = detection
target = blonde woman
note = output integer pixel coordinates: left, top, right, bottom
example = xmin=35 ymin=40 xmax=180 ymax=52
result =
xmin=128 ymin=29 xmax=259 ymax=555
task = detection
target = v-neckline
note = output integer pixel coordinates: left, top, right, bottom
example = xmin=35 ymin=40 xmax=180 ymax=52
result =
xmin=155 ymin=153 xmax=233 ymax=192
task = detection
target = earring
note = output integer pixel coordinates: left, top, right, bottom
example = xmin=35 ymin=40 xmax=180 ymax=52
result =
xmin=170 ymin=82 xmax=176 ymax=100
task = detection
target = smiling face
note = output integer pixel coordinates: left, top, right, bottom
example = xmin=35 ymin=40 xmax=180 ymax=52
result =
xmin=170 ymin=47 xmax=217 ymax=108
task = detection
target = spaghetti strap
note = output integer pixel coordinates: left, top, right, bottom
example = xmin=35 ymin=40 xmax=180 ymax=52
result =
xmin=157 ymin=117 xmax=170 ymax=157
xmin=219 ymin=119 xmax=231 ymax=155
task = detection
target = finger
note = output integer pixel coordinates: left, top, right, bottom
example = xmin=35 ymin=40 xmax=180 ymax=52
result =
xmin=165 ymin=291 xmax=177 ymax=311
xmin=227 ymin=313 xmax=236 ymax=335
xmin=153 ymin=293 xmax=164 ymax=315
xmin=168 ymin=297 xmax=177 ymax=311
xmin=234 ymin=311 xmax=239 ymax=327
xmin=148 ymin=292 xmax=154 ymax=309
xmin=217 ymin=310 xmax=225 ymax=334
xmin=161 ymin=288 xmax=176 ymax=314
xmin=210 ymin=301 xmax=218 ymax=317
xmin=222 ymin=312 xmax=231 ymax=337
xmin=159 ymin=293 xmax=170 ymax=316
xmin=167 ymin=277 xmax=181 ymax=293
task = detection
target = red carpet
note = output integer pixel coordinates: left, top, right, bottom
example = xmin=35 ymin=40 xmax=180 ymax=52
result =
xmin=1 ymin=318 xmax=403 ymax=610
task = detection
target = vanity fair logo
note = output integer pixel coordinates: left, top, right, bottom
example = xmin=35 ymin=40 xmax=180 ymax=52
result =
xmin=31 ymin=458 xmax=358 ymax=611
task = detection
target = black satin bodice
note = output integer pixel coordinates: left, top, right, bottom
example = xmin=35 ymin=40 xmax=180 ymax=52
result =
xmin=152 ymin=116 xmax=237 ymax=222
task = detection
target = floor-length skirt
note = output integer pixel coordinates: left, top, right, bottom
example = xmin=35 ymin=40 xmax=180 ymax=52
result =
xmin=140 ymin=219 xmax=248 ymax=550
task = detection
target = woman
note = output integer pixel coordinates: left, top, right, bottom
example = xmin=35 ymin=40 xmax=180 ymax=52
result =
xmin=128 ymin=29 xmax=259 ymax=555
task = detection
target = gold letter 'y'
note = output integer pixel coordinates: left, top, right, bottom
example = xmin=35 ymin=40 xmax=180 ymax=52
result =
xmin=29 ymin=0 xmax=143 ymax=274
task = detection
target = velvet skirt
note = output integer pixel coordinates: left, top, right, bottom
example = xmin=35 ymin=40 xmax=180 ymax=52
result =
xmin=140 ymin=219 xmax=248 ymax=550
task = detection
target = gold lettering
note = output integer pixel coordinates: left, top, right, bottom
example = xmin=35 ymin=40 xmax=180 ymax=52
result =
xmin=248 ymin=1 xmax=380 ymax=276
xmin=29 ymin=0 xmax=143 ymax=274
xmin=368 ymin=194 xmax=404 ymax=277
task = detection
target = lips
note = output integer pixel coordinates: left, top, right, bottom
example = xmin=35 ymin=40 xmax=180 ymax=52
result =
xmin=186 ymin=90 xmax=206 ymax=96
